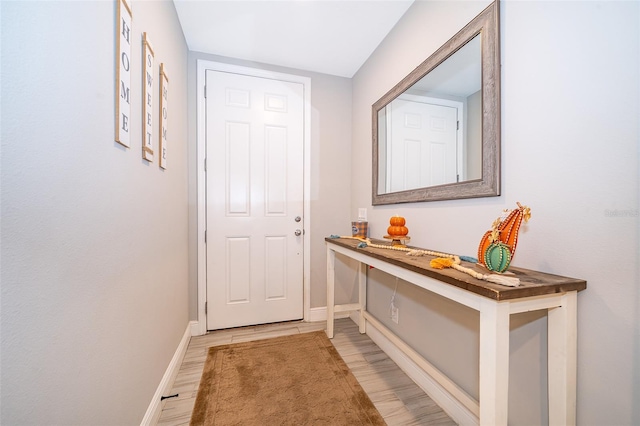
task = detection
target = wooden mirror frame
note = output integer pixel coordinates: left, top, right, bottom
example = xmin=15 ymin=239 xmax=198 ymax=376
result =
xmin=372 ymin=1 xmax=500 ymax=205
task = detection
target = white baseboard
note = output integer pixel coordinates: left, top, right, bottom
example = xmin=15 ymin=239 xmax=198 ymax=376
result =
xmin=141 ymin=321 xmax=195 ymax=426
xmin=190 ymin=320 xmax=202 ymax=336
xmin=348 ymin=312 xmax=479 ymax=426
xmin=308 ymin=306 xmax=351 ymax=323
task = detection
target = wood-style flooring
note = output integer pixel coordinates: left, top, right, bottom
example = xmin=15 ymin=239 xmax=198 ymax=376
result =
xmin=157 ymin=318 xmax=456 ymax=425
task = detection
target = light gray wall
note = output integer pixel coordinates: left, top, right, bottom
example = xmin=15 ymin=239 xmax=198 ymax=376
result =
xmin=1 ymin=1 xmax=190 ymax=424
xmin=186 ymin=52 xmax=353 ymax=316
xmin=351 ymin=1 xmax=639 ymax=425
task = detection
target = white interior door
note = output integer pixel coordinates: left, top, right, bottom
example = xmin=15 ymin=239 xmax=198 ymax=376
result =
xmin=388 ymin=98 xmax=459 ymax=191
xmin=205 ymin=70 xmax=304 ymax=330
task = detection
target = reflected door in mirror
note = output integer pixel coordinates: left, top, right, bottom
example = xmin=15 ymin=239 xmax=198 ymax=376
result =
xmin=383 ymin=98 xmax=459 ymax=192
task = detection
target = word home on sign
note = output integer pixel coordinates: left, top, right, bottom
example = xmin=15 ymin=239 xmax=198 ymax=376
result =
xmin=115 ymin=0 xmax=132 ymax=147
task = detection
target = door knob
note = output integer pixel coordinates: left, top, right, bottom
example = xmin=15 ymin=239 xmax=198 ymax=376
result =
xmin=294 ymin=216 xmax=301 ymax=222
xmin=294 ymin=229 xmax=302 ymax=236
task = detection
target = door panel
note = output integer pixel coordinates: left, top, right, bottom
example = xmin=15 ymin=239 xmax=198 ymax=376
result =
xmin=389 ymin=99 xmax=458 ymax=191
xmin=226 ymin=237 xmax=250 ymax=303
xmin=226 ymin=121 xmax=250 ymax=214
xmin=206 ymin=70 xmax=304 ymax=330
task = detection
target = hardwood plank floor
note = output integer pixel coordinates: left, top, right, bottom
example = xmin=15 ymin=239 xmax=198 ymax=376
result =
xmin=157 ymin=318 xmax=456 ymax=425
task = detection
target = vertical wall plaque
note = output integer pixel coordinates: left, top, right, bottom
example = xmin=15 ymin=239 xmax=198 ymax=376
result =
xmin=115 ymin=0 xmax=132 ymax=147
xmin=142 ymin=32 xmax=155 ymax=162
xmin=159 ymin=64 xmax=169 ymax=169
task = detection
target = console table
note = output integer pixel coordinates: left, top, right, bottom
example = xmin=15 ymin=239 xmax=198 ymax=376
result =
xmin=325 ymin=237 xmax=586 ymax=426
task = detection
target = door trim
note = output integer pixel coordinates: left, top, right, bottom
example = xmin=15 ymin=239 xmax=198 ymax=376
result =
xmin=196 ymin=59 xmax=311 ymax=335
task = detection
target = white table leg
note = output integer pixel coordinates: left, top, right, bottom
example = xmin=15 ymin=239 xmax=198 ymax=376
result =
xmin=479 ymin=299 xmax=510 ymax=426
xmin=548 ymin=291 xmax=577 ymax=426
xmin=358 ymin=262 xmax=367 ymax=334
xmin=326 ymin=246 xmax=336 ymax=338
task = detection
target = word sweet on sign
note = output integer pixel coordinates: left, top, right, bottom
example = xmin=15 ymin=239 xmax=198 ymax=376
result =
xmin=159 ymin=64 xmax=169 ymax=169
xmin=142 ymin=32 xmax=155 ymax=162
xmin=115 ymin=0 xmax=132 ymax=147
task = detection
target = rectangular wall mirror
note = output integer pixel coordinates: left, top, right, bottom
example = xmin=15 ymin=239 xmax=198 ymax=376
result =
xmin=372 ymin=1 xmax=500 ymax=205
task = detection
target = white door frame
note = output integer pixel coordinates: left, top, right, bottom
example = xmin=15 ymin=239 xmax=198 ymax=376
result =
xmin=195 ymin=59 xmax=311 ymax=336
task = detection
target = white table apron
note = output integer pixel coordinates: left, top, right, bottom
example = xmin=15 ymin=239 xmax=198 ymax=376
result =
xmin=325 ymin=239 xmax=581 ymax=426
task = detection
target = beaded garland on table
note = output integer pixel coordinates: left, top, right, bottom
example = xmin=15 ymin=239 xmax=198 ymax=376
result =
xmin=329 ymin=235 xmax=520 ymax=287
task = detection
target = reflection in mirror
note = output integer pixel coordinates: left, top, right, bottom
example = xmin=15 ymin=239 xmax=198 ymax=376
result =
xmin=378 ymin=35 xmax=481 ymax=193
xmin=372 ymin=1 xmax=500 ymax=205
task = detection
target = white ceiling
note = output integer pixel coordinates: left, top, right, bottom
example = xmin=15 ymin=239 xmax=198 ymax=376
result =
xmin=173 ymin=0 xmax=415 ymax=78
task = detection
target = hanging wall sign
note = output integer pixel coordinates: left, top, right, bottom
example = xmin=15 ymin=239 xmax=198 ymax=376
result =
xmin=115 ymin=0 xmax=132 ymax=147
xmin=142 ymin=32 xmax=155 ymax=162
xmin=159 ymin=63 xmax=169 ymax=169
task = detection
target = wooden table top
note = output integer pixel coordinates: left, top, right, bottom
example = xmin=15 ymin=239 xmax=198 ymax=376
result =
xmin=326 ymin=237 xmax=587 ymax=301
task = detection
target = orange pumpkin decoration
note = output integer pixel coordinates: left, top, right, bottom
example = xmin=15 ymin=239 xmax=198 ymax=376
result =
xmin=387 ymin=225 xmax=409 ymax=237
xmin=477 ymin=202 xmax=531 ymax=269
xmin=389 ymin=216 xmax=406 ymax=226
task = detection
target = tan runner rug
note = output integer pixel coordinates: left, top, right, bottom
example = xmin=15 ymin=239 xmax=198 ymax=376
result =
xmin=190 ymin=330 xmax=386 ymax=425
